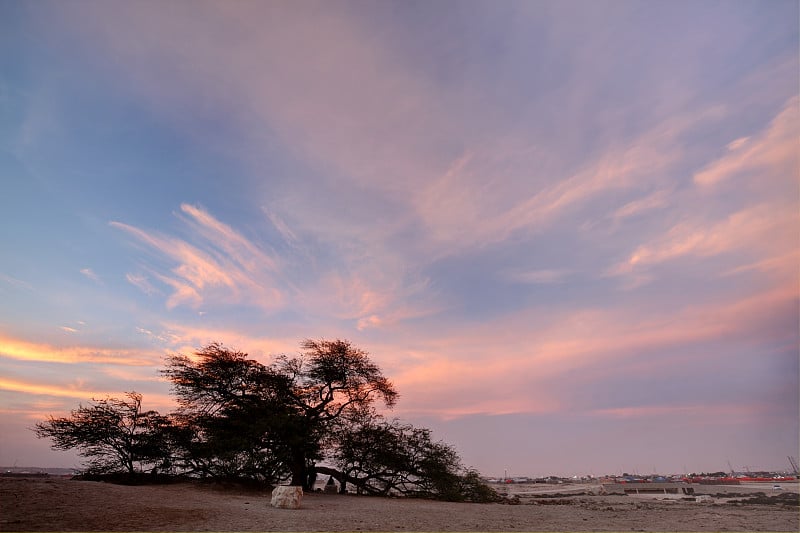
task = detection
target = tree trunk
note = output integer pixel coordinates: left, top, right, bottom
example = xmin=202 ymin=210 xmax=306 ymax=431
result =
xmin=289 ymin=452 xmax=306 ymax=487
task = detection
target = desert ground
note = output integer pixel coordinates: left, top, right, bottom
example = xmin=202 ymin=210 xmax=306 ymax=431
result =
xmin=1 ymin=476 xmax=798 ymax=532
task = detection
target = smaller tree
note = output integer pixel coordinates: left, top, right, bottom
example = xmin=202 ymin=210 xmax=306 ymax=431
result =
xmin=331 ymin=418 xmax=501 ymax=502
xmin=34 ymin=391 xmax=169 ymax=475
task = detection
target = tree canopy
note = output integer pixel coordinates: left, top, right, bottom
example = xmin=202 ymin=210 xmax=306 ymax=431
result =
xmin=34 ymin=392 xmax=170 ymax=475
xmin=34 ymin=339 xmax=499 ymax=502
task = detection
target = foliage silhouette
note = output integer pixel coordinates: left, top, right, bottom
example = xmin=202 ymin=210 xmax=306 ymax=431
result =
xmin=35 ymin=339 xmax=498 ymax=502
xmin=162 ymin=340 xmax=397 ymax=486
xmin=34 ymin=392 xmax=170 ymax=475
xmin=331 ymin=417 xmax=500 ymax=501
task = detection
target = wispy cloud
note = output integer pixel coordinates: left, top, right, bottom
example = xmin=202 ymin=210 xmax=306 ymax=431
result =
xmin=178 ymin=204 xmax=280 ymax=274
xmin=0 ymin=273 xmax=33 ymax=291
xmin=694 ymin=96 xmax=799 ymax=187
xmin=125 ymin=273 xmax=160 ymax=295
xmin=726 ymin=136 xmax=750 ymax=151
xmin=301 ymin=272 xmax=438 ymax=332
xmin=262 ymin=208 xmax=300 ymax=248
xmin=603 ymin=96 xmax=799 ymax=289
xmin=0 ymin=377 xmax=174 ymax=411
xmin=0 ymin=399 xmax=74 ymax=421
xmin=390 ymin=282 xmax=797 ymax=418
xmin=611 ymin=204 xmax=796 ymax=275
xmin=0 ymin=376 xmax=117 ymax=400
xmin=612 ymin=189 xmax=672 ymax=221
xmin=590 ymin=403 xmax=765 ymax=422
xmin=411 ymin=107 xmax=717 ymax=256
xmin=723 ymin=250 xmax=800 ymax=278
xmin=79 ymin=268 xmax=101 ymax=283
xmin=502 ymin=269 xmax=570 ymax=285
xmin=47 ymin=1 xmax=697 ymax=264
xmin=0 ymin=334 xmax=158 ymax=366
xmin=111 ymin=204 xmax=283 ymax=311
xmin=155 ymin=322 xmax=301 ymax=362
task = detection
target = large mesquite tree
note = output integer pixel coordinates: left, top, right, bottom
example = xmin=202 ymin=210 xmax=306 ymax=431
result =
xmin=35 ymin=339 xmax=498 ymax=501
xmin=160 ymin=344 xmax=294 ymax=482
xmin=162 ymin=339 xmax=397 ymax=486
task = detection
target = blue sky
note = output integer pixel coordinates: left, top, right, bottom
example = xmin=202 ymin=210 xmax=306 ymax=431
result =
xmin=1 ymin=0 xmax=798 ymax=477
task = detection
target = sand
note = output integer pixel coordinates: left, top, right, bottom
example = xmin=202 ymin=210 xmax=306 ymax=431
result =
xmin=1 ymin=476 xmax=798 ymax=531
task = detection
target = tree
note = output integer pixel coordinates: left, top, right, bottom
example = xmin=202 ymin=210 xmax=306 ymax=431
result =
xmin=275 ymin=339 xmax=398 ymax=486
xmin=161 ymin=344 xmax=295 ymax=483
xmin=34 ymin=338 xmax=498 ymax=502
xmin=330 ymin=418 xmax=500 ymax=502
xmin=162 ymin=339 xmax=397 ymax=486
xmin=34 ymin=392 xmax=169 ymax=475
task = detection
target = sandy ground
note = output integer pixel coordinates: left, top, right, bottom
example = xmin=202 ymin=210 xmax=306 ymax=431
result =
xmin=1 ymin=476 xmax=798 ymax=531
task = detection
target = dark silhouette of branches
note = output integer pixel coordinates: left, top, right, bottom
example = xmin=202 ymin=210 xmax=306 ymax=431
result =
xmin=34 ymin=339 xmax=497 ymax=501
xmin=33 ymin=392 xmax=169 ymax=475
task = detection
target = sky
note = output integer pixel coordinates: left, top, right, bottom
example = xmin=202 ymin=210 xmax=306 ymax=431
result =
xmin=0 ymin=0 xmax=798 ymax=478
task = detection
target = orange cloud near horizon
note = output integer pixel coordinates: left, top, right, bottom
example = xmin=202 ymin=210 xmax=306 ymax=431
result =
xmin=0 ymin=334 xmax=161 ymax=366
xmin=0 ymin=376 xmax=173 ymax=407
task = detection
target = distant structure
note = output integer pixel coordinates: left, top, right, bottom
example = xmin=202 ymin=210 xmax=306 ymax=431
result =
xmin=788 ymin=456 xmax=799 ymax=476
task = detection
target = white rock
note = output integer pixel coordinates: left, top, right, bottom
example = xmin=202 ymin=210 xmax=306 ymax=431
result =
xmin=270 ymin=485 xmax=304 ymax=509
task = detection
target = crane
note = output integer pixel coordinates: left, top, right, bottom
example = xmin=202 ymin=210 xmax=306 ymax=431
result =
xmin=788 ymin=456 xmax=799 ymax=475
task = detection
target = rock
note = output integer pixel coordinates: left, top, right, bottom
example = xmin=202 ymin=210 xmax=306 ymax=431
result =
xmin=270 ymin=486 xmax=303 ymax=509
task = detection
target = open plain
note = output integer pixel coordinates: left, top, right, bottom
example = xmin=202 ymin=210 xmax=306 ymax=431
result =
xmin=1 ymin=476 xmax=798 ymax=531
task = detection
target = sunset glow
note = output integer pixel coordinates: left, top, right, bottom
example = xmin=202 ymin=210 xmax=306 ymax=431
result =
xmin=1 ymin=1 xmax=797 ymax=476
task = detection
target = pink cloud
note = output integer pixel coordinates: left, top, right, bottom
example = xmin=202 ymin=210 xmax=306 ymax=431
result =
xmin=411 ymin=106 xmax=720 ymax=255
xmin=296 ymin=268 xmax=439 ymax=332
xmin=179 ymin=204 xmax=279 ymax=274
xmin=724 ymin=250 xmax=800 ymax=278
xmin=612 ymin=189 xmax=672 ymax=221
xmin=605 ymin=98 xmax=798 ymax=289
xmin=383 ymin=282 xmax=796 ymax=419
xmin=609 ymin=203 xmax=798 ymax=279
xmin=726 ymin=136 xmax=750 ymax=151
xmin=54 ymin=2 xmax=703 ymax=263
xmin=111 ymin=205 xmax=283 ymax=311
xmin=694 ymin=96 xmax=799 ymax=187
xmin=155 ymin=322 xmax=301 ymax=362
xmin=125 ymin=273 xmax=160 ymax=295
xmin=152 ymin=272 xmax=203 ymax=310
